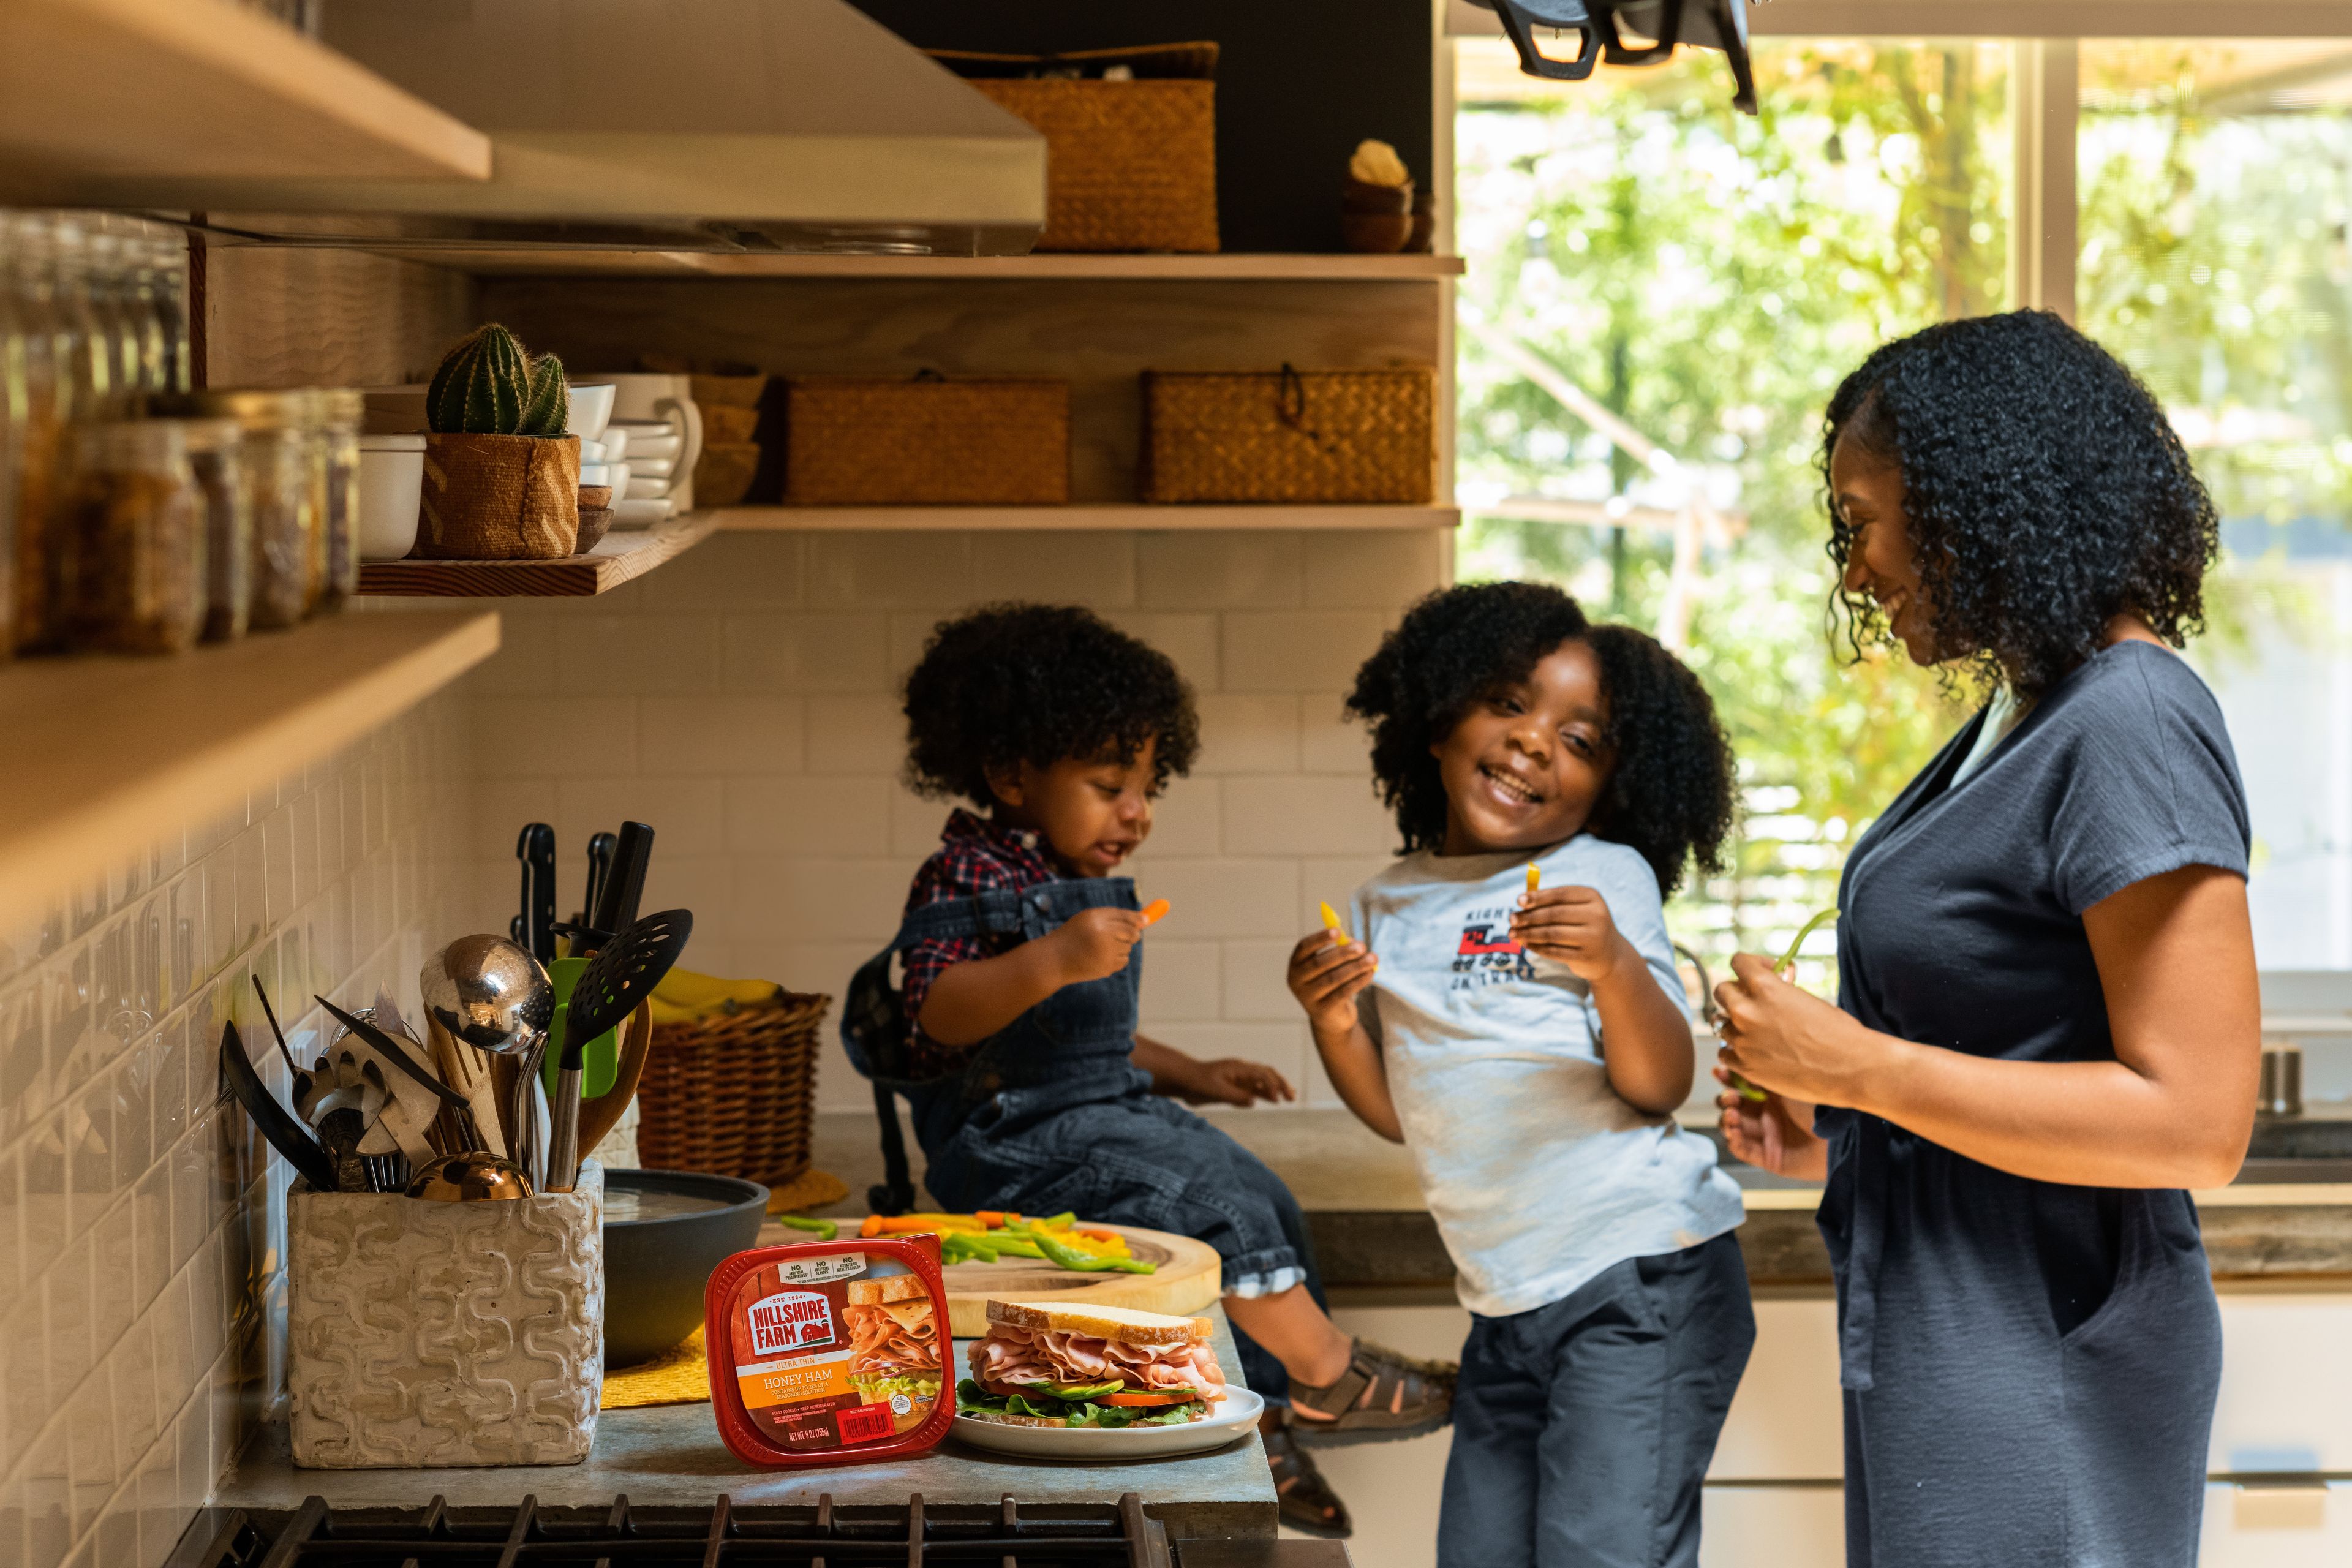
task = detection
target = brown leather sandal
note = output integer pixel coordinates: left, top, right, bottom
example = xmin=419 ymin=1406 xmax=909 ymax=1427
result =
xmin=1262 ymin=1410 xmax=1352 ymax=1537
xmin=1286 ymin=1338 xmax=1457 ymax=1447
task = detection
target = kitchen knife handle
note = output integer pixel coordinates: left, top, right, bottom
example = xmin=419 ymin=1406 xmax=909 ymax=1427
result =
xmin=594 ymin=821 xmax=654 ymax=935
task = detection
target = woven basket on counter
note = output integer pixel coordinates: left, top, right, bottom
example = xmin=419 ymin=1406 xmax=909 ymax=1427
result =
xmin=635 ymin=991 xmax=829 ymax=1192
xmin=1140 ymin=364 xmax=1438 ymax=504
xmin=930 ymin=43 xmax=1219 ymax=254
xmin=782 ymin=374 xmax=1070 ymax=505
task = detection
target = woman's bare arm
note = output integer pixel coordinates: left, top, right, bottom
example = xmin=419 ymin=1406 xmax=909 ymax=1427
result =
xmin=1715 ymin=865 xmax=2260 ymax=1188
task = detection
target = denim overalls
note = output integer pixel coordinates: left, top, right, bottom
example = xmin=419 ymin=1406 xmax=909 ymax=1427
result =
xmin=843 ymin=873 xmax=1321 ymax=1400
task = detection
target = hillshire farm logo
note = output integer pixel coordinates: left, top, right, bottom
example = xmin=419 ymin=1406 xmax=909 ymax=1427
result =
xmin=747 ymin=1289 xmax=837 ymax=1356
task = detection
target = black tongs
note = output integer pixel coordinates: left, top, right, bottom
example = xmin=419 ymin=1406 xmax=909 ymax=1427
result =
xmin=1465 ymin=0 xmax=1757 ymax=115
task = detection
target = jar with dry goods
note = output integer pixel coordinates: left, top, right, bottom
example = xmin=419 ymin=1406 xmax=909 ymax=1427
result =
xmin=150 ymin=388 xmax=314 ymax=630
xmin=312 ymin=388 xmax=362 ymax=609
xmin=180 ymin=417 xmax=251 ymax=641
xmin=65 ymin=420 xmax=205 ymax=655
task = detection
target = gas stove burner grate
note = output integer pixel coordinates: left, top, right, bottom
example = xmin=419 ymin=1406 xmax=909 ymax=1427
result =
xmin=167 ymin=1492 xmax=1175 ymax=1568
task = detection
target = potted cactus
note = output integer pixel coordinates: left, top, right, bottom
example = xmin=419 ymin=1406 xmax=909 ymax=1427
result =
xmin=415 ymin=324 xmax=582 ymax=560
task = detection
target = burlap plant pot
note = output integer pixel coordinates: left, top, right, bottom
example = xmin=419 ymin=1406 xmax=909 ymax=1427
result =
xmin=417 ymin=433 xmax=581 ymax=559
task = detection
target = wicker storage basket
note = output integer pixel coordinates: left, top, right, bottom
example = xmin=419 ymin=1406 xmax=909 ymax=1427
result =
xmin=783 ymin=375 xmax=1069 ymax=505
xmin=635 ymin=992 xmax=829 ymax=1191
xmin=932 ymin=44 xmax=1219 ymax=254
xmin=1141 ymin=364 xmax=1438 ymax=504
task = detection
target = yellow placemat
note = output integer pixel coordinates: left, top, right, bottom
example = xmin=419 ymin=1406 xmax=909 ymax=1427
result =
xmin=603 ymin=1328 xmax=713 ymax=1410
xmin=767 ymin=1165 xmax=848 ymax=1213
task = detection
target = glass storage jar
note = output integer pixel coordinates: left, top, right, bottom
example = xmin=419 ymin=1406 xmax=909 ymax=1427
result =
xmin=151 ymin=388 xmax=315 ymax=630
xmin=65 ymin=420 xmax=205 ymax=655
xmin=179 ymin=417 xmax=251 ymax=641
xmin=314 ymin=388 xmax=362 ymax=608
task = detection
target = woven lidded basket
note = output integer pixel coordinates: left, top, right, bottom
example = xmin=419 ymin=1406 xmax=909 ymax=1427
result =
xmin=1141 ymin=364 xmax=1438 ymax=504
xmin=783 ymin=375 xmax=1069 ymax=506
xmin=635 ymin=992 xmax=829 ymax=1191
xmin=932 ymin=43 xmax=1219 ymax=254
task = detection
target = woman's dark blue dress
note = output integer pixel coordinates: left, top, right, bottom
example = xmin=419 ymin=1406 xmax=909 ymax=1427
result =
xmin=1823 ymin=643 xmax=2248 ymax=1567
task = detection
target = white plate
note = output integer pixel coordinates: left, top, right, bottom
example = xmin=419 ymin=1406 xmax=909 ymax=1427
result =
xmin=611 ymin=496 xmax=674 ymax=529
xmin=950 ymin=1387 xmax=1263 ymax=1461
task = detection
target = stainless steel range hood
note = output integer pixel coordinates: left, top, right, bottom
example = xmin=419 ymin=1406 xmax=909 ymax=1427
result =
xmin=89 ymin=0 xmax=1050 ymax=257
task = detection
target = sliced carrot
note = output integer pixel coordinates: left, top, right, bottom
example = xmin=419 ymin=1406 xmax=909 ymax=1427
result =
xmin=1139 ymin=899 xmax=1171 ymax=926
xmin=861 ymin=1214 xmax=884 ymax=1238
xmin=1077 ymin=1227 xmax=1121 ymax=1243
xmin=1102 ymin=1390 xmax=1194 ymax=1406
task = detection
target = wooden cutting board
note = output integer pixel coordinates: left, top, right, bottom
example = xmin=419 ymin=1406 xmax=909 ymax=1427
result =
xmin=937 ymin=1223 xmax=1221 ymax=1338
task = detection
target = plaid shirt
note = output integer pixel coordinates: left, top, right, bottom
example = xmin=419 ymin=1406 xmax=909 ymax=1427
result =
xmin=900 ymin=809 xmax=1060 ymax=1079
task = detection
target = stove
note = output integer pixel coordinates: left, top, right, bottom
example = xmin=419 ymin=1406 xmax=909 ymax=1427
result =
xmin=165 ymin=1492 xmax=1176 ymax=1567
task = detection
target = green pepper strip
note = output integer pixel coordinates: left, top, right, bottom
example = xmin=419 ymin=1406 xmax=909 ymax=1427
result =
xmin=941 ymin=1233 xmax=1000 ymax=1264
xmin=1727 ymin=907 xmax=1842 ymax=1104
xmin=776 ymin=1214 xmax=838 ymax=1240
xmin=1033 ymin=1232 xmax=1158 ymax=1275
xmin=981 ymin=1235 xmax=1048 ymax=1259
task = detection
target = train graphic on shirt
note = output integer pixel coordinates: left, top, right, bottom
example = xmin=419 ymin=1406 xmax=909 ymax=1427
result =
xmin=1452 ymin=910 xmax=1536 ymax=986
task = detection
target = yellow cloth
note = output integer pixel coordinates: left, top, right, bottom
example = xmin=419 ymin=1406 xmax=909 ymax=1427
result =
xmin=602 ymin=1327 xmax=713 ymax=1409
xmin=766 ymin=1165 xmax=848 ymax=1213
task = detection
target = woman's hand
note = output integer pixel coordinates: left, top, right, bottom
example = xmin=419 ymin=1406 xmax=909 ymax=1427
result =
xmin=1510 ymin=884 xmax=1633 ymax=982
xmin=1713 ymin=952 xmax=1891 ymax=1107
xmin=1048 ymin=906 xmax=1147 ymax=985
xmin=1713 ymin=1069 xmax=1829 ymax=1180
xmin=1287 ymin=929 xmax=1378 ymax=1035
xmin=1173 ymin=1058 xmax=1298 ymax=1109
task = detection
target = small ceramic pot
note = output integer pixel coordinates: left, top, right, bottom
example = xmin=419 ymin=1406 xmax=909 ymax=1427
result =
xmin=356 ymin=434 xmax=426 ymax=561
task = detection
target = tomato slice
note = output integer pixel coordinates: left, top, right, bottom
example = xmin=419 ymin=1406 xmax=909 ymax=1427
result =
xmin=1101 ymin=1390 xmax=1197 ymax=1407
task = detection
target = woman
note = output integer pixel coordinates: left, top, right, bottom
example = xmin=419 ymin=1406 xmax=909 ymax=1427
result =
xmin=1714 ymin=311 xmax=2261 ymax=1567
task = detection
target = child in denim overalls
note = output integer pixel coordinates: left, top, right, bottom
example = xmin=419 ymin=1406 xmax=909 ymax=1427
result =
xmin=843 ymin=605 xmax=1452 ymax=1534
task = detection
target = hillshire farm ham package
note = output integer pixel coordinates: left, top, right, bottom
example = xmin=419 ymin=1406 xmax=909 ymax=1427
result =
xmin=704 ymin=1237 xmax=952 ymax=1466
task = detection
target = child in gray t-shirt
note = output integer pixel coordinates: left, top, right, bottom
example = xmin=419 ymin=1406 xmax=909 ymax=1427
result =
xmin=1286 ymin=582 xmax=1752 ymax=1568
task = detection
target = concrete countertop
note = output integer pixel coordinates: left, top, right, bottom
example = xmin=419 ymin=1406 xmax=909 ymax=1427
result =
xmin=807 ymin=1107 xmax=2352 ymax=1291
xmin=216 ymin=1310 xmax=1276 ymax=1541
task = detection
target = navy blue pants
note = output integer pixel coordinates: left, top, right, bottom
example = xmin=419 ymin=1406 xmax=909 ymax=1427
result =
xmin=1439 ymin=1234 xmax=1754 ymax=1568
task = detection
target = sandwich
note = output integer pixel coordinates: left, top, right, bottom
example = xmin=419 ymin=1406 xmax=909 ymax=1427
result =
xmin=958 ymin=1300 xmax=1228 ymax=1428
xmin=843 ymin=1275 xmax=941 ymax=1430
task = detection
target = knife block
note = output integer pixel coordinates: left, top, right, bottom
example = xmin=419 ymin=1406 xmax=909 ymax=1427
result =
xmin=287 ymin=1161 xmax=604 ymax=1468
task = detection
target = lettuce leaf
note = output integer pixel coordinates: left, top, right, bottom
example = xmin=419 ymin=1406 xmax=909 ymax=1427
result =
xmin=954 ymin=1378 xmax=1203 ymax=1428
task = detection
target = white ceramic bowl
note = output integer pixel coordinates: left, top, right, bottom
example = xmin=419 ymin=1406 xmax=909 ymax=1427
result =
xmin=565 ymin=383 xmax=616 ymax=442
xmin=356 ymin=434 xmax=426 ymax=560
xmin=627 ymin=454 xmax=676 ymax=480
xmin=579 ymin=462 xmax=613 ymax=488
xmin=624 ymin=474 xmax=675 ymax=502
xmin=578 ymin=437 xmax=606 ymax=465
xmin=606 ymin=423 xmax=680 ymax=464
xmin=611 ymin=496 xmax=673 ymax=529
xmin=598 ymin=426 xmax=630 ymax=461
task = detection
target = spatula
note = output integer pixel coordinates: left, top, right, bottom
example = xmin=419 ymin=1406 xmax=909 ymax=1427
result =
xmin=219 ymin=1022 xmax=338 ymax=1192
xmin=546 ymin=908 xmax=692 ymax=1191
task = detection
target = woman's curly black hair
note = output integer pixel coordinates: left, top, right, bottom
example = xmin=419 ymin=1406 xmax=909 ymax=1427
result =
xmin=1345 ymin=582 xmax=1736 ymax=895
xmin=902 ymin=603 xmax=1199 ymax=806
xmin=1823 ymin=309 xmax=2219 ymax=698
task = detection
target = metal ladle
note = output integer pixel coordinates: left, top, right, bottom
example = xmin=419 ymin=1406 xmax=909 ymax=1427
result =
xmin=420 ymin=934 xmax=555 ymax=1186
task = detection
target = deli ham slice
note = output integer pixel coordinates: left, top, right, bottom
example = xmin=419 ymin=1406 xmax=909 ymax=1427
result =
xmin=968 ymin=1322 xmax=1226 ymax=1404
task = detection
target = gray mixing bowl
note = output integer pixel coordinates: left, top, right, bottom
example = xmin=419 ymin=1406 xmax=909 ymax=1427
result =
xmin=603 ymin=1169 xmax=769 ymax=1368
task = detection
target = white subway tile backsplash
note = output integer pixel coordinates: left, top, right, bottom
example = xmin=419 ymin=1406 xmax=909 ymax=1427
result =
xmin=723 ymin=612 xmax=893 ymax=694
xmin=639 ymin=696 xmax=807 ymax=775
xmin=970 ymin=531 xmax=1137 ymax=608
xmin=555 ymin=778 xmax=728 ymax=858
xmin=1222 ymin=611 xmax=1395 ymax=693
xmin=1302 ymin=529 xmax=1444 ymax=608
xmin=1193 ymin=695 xmax=1302 ymax=775
xmin=1299 ymin=694 xmax=1376 ymax=774
xmin=556 ymin=614 xmax=725 ymax=697
xmin=636 ymin=532 xmax=805 ymax=613
xmin=724 ymin=776 xmax=894 ymax=856
xmin=0 ymin=687 xmax=471 ymax=1568
xmin=1134 ymin=940 xmax=1222 ymax=1025
xmin=1097 ymin=611 xmax=1218 ymax=692
xmin=1129 ymin=776 xmax=1220 ymax=861
xmin=1220 ymin=939 xmax=1310 ymax=1022
xmin=809 ymin=533 xmax=977 ymax=608
xmin=1136 ymin=533 xmax=1303 ymax=610
xmin=1221 ymin=777 xmax=1397 ymax=858
xmin=1131 ymin=859 xmax=1303 ymax=939
xmin=804 ymin=695 xmax=905 ymax=776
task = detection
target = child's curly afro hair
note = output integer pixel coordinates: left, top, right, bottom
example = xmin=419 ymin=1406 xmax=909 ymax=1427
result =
xmin=1346 ymin=582 xmax=1735 ymax=896
xmin=902 ymin=603 xmax=1199 ymax=807
xmin=1824 ymin=309 xmax=2219 ymax=698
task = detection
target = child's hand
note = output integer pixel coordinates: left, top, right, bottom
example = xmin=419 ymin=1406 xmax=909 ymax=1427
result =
xmin=1287 ymin=929 xmax=1378 ymax=1035
xmin=1510 ymin=885 xmax=1634 ymax=982
xmin=1712 ymin=1070 xmax=1830 ymax=1181
xmin=1173 ymin=1058 xmax=1297 ymax=1108
xmin=1047 ymin=905 xmax=1148 ymax=984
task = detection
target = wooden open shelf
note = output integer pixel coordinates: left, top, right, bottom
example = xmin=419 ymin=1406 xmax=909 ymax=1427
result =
xmin=714 ymin=504 xmax=1461 ymax=532
xmin=0 ymin=609 xmax=499 ymax=935
xmin=413 ymin=250 xmax=1466 ymax=281
xmin=356 ymin=513 xmax=720 ymax=597
xmin=0 ymin=0 xmax=492 ymax=190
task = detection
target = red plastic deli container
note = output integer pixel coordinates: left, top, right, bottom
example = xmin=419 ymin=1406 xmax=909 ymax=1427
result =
xmin=703 ymin=1235 xmax=953 ymax=1467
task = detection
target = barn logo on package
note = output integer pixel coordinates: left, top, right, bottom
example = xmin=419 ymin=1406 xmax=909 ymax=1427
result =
xmin=745 ymin=1289 xmax=838 ymax=1356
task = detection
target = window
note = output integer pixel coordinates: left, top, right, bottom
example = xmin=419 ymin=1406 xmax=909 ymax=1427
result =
xmin=1455 ymin=27 xmax=2352 ymax=989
